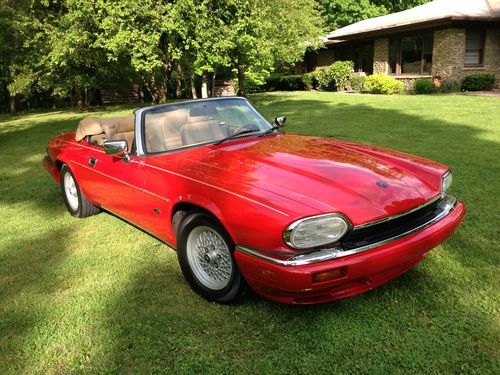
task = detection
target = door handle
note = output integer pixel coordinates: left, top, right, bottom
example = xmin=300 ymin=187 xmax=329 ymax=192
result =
xmin=88 ymin=157 xmax=97 ymax=167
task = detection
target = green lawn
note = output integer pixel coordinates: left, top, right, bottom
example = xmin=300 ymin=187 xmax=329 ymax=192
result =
xmin=0 ymin=92 xmax=499 ymax=374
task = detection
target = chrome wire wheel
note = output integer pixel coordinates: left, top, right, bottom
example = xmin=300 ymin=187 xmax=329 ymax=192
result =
xmin=186 ymin=226 xmax=233 ymax=290
xmin=64 ymin=172 xmax=79 ymax=211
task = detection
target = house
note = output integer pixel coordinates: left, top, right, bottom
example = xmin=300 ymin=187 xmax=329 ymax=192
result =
xmin=299 ymin=0 xmax=500 ymax=87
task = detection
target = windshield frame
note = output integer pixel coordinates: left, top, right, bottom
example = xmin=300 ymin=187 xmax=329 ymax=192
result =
xmin=135 ymin=97 xmax=272 ymax=157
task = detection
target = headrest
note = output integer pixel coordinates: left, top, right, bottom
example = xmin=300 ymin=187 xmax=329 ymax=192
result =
xmin=101 ymin=117 xmax=134 ymax=138
xmin=165 ymin=109 xmax=188 ymax=128
xmin=75 ymin=118 xmax=103 ymax=141
xmin=189 ymin=105 xmax=217 ymax=117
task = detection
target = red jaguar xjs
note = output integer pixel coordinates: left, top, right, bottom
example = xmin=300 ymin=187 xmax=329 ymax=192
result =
xmin=43 ymin=97 xmax=465 ymax=304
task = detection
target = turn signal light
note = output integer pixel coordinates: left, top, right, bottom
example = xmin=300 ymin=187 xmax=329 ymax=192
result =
xmin=261 ymin=268 xmax=277 ymax=280
xmin=312 ymin=267 xmax=347 ymax=283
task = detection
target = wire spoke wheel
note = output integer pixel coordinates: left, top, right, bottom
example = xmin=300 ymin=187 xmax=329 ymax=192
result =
xmin=64 ymin=172 xmax=79 ymax=210
xmin=186 ymin=226 xmax=233 ymax=290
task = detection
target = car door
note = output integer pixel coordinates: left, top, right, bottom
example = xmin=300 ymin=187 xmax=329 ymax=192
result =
xmin=82 ymin=143 xmax=147 ymax=224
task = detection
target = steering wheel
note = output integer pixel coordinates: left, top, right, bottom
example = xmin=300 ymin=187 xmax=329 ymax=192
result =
xmin=231 ymin=123 xmax=260 ymax=135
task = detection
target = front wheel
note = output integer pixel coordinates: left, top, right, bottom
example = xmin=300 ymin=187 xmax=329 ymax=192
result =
xmin=176 ymin=212 xmax=246 ymax=303
xmin=60 ymin=164 xmax=100 ymax=218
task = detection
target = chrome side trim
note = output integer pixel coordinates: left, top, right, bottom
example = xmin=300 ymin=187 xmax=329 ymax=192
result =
xmin=353 ymin=194 xmax=443 ymax=230
xmin=236 ymin=195 xmax=458 ymax=267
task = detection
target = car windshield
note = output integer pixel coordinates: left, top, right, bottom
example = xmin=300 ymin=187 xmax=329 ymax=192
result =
xmin=143 ymin=98 xmax=271 ymax=153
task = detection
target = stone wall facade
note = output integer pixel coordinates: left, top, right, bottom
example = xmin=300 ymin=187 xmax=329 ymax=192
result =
xmin=373 ymin=38 xmax=389 ymax=74
xmin=432 ymin=28 xmax=500 ymax=86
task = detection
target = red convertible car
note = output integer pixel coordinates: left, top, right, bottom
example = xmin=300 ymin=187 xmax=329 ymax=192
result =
xmin=43 ymin=97 xmax=465 ymax=304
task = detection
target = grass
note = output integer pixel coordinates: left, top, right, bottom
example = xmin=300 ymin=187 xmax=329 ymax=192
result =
xmin=0 ymin=92 xmax=499 ymax=374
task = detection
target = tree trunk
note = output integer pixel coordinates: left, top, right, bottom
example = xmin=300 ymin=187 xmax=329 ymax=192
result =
xmin=211 ymin=71 xmax=216 ymax=97
xmin=201 ymin=74 xmax=208 ymax=98
xmin=75 ymin=86 xmax=83 ymax=111
xmin=9 ymin=95 xmax=16 ymax=115
xmin=175 ymin=63 xmax=182 ymax=98
xmin=236 ymin=64 xmax=246 ymax=96
xmin=190 ymin=71 xmax=198 ymax=99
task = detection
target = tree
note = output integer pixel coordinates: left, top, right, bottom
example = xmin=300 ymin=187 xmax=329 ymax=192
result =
xmin=0 ymin=0 xmax=34 ymax=114
xmin=96 ymin=0 xmax=186 ymax=104
xmin=190 ymin=0 xmax=325 ymax=96
xmin=319 ymin=0 xmax=431 ymax=30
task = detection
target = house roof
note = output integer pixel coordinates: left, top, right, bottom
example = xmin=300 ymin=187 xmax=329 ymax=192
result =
xmin=326 ymin=0 xmax=500 ymax=41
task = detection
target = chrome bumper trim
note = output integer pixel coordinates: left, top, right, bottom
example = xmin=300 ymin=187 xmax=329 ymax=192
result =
xmin=236 ymin=195 xmax=458 ymax=267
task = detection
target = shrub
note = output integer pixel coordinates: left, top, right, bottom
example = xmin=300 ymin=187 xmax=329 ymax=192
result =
xmin=438 ymin=80 xmax=461 ymax=93
xmin=461 ymin=73 xmax=496 ymax=91
xmin=329 ymin=61 xmax=354 ymax=91
xmin=314 ymin=68 xmax=334 ymax=91
xmin=414 ymin=78 xmax=435 ymax=94
xmin=365 ymin=74 xmax=404 ymax=95
xmin=266 ymin=74 xmax=305 ymax=91
xmin=246 ymin=71 xmax=268 ymax=93
xmin=351 ymin=73 xmax=366 ymax=93
xmin=301 ymin=72 xmax=316 ymax=90
xmin=313 ymin=61 xmax=355 ymax=91
xmin=280 ymin=75 xmax=306 ymax=91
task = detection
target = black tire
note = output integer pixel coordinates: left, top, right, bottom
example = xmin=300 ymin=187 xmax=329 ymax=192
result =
xmin=176 ymin=212 xmax=247 ymax=304
xmin=60 ymin=164 xmax=100 ymax=218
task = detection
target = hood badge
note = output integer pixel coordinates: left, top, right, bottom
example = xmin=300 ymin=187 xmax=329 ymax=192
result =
xmin=376 ymin=181 xmax=389 ymax=189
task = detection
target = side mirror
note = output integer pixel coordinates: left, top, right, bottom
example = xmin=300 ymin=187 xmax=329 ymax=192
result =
xmin=103 ymin=140 xmax=131 ymax=163
xmin=274 ymin=116 xmax=286 ymax=127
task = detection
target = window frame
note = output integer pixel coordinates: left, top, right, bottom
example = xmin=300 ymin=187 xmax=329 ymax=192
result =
xmin=464 ymin=29 xmax=486 ymax=68
xmin=388 ymin=32 xmax=434 ymax=76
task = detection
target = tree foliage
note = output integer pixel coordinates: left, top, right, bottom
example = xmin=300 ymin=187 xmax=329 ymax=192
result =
xmin=0 ymin=0 xmax=323 ymax=110
xmin=319 ymin=0 xmax=431 ymax=30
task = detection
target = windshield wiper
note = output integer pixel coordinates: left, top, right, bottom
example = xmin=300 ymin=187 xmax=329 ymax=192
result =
xmin=258 ymin=124 xmax=280 ymax=137
xmin=258 ymin=116 xmax=286 ymax=137
xmin=214 ymin=125 xmax=259 ymax=145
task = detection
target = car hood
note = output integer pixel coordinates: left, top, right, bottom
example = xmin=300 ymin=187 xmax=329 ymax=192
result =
xmin=153 ymin=134 xmax=446 ymax=226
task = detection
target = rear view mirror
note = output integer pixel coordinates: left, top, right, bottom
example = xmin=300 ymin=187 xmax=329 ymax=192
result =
xmin=274 ymin=116 xmax=286 ymax=127
xmin=103 ymin=140 xmax=131 ymax=163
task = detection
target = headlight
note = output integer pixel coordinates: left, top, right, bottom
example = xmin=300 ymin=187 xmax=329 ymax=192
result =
xmin=283 ymin=214 xmax=350 ymax=249
xmin=442 ymin=171 xmax=453 ymax=194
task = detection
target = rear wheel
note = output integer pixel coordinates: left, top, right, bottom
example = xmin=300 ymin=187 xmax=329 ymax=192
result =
xmin=60 ymin=164 xmax=100 ymax=218
xmin=176 ymin=212 xmax=246 ymax=303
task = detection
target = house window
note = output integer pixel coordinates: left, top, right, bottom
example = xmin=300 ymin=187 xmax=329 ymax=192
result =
xmin=388 ymin=33 xmax=433 ymax=75
xmin=465 ymin=30 xmax=485 ymax=67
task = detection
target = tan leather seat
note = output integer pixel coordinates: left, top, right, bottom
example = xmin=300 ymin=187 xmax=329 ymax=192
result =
xmin=75 ymin=116 xmax=134 ymax=148
xmin=75 ymin=118 xmax=104 ymax=141
xmin=145 ymin=109 xmax=188 ymax=152
xmin=180 ymin=119 xmax=226 ymax=145
xmin=110 ymin=131 xmax=134 ymax=150
xmin=101 ymin=117 xmax=134 ymax=139
xmin=89 ymin=134 xmax=108 ymax=146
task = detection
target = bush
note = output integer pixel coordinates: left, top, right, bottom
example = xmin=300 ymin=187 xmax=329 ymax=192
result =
xmin=351 ymin=73 xmax=366 ymax=93
xmin=313 ymin=61 xmax=355 ymax=91
xmin=461 ymin=73 xmax=496 ymax=91
xmin=302 ymin=72 xmax=316 ymax=91
xmin=414 ymin=78 xmax=435 ymax=94
xmin=365 ymin=74 xmax=404 ymax=95
xmin=314 ymin=68 xmax=334 ymax=91
xmin=266 ymin=74 xmax=305 ymax=91
xmin=438 ymin=80 xmax=461 ymax=93
xmin=329 ymin=61 xmax=354 ymax=91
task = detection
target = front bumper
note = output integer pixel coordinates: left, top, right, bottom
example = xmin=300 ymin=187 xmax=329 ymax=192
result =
xmin=234 ymin=199 xmax=465 ymax=304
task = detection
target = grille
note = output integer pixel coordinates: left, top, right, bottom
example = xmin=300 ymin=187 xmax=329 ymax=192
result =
xmin=341 ymin=198 xmax=444 ymax=250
